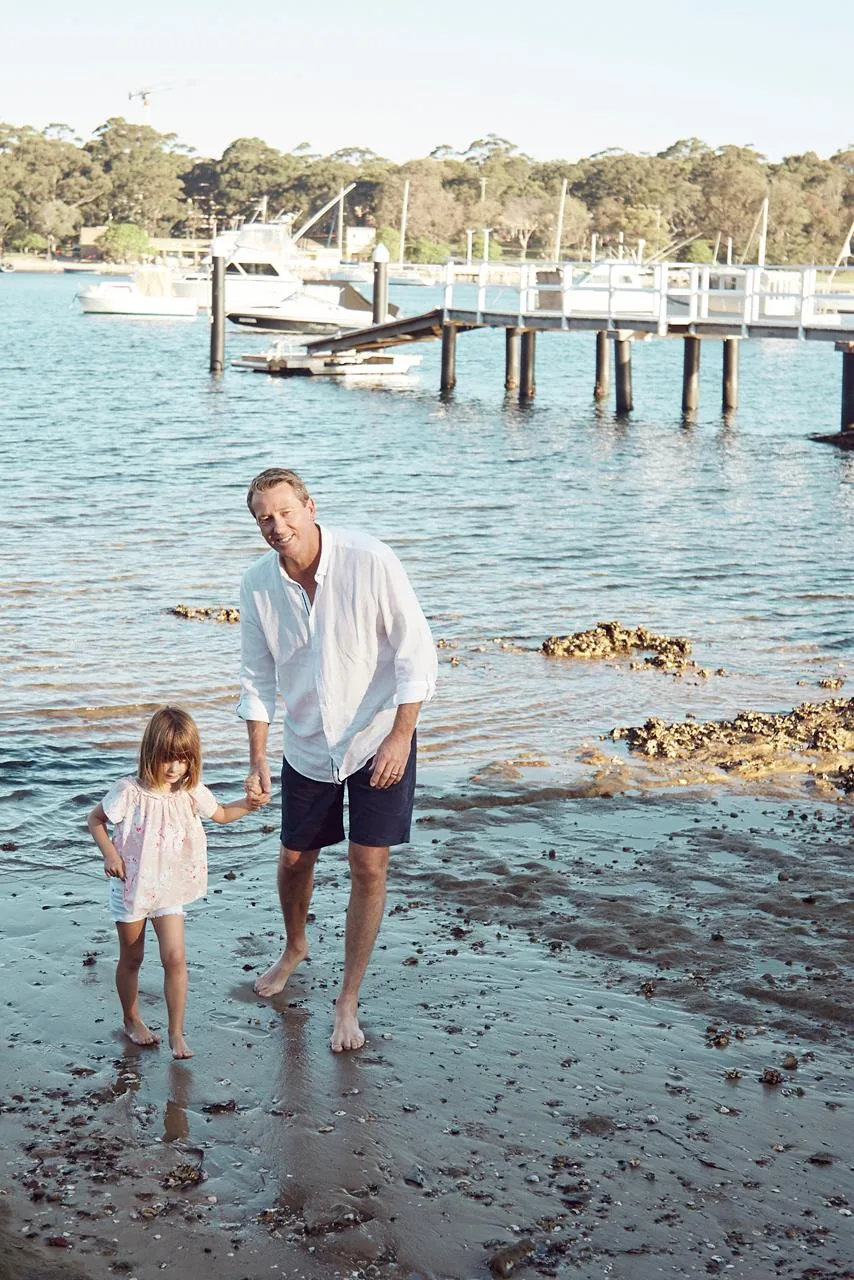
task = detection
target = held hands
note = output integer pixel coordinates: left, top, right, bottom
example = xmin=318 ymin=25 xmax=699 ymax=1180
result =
xmin=245 ymin=763 xmax=272 ymax=808
xmin=102 ymin=849 xmax=125 ymax=880
xmin=370 ymin=730 xmax=411 ymax=789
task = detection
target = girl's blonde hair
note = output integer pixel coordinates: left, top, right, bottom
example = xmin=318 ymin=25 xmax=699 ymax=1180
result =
xmin=138 ymin=706 xmax=202 ymax=790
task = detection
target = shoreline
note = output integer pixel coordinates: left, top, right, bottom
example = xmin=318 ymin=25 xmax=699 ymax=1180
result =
xmin=3 ymin=784 xmax=853 ymax=1279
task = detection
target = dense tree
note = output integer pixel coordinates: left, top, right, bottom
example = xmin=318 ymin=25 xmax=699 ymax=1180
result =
xmin=85 ymin=118 xmax=185 ymax=231
xmin=99 ymin=222 xmax=151 ymax=262
xmin=1 ymin=118 xmax=851 ymax=265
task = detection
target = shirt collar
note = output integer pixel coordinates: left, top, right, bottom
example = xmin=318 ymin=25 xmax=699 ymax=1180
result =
xmin=314 ymin=522 xmax=334 ymax=581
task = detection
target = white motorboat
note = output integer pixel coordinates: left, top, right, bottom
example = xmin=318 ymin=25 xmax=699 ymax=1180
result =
xmin=77 ymin=267 xmax=198 ymax=316
xmin=227 ymin=280 xmax=400 ymax=335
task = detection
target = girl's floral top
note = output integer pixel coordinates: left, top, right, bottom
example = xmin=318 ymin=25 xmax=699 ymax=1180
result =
xmin=102 ymin=775 xmax=217 ymax=915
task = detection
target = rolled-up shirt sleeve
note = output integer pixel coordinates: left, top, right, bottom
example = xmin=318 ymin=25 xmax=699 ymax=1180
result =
xmin=378 ymin=551 xmax=438 ymax=706
xmin=237 ymin=576 xmax=277 ymax=723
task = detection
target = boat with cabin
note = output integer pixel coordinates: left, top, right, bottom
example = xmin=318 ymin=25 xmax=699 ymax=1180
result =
xmin=76 ymin=267 xmax=198 ymax=317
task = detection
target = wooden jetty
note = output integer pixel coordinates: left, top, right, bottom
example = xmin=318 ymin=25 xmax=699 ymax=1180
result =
xmin=294 ymin=260 xmax=854 ymax=439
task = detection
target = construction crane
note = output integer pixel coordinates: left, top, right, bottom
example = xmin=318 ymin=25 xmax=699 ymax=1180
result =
xmin=128 ymin=87 xmax=154 ymax=109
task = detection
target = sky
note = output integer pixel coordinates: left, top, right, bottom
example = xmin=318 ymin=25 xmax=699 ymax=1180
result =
xmin=5 ymin=0 xmax=853 ymax=163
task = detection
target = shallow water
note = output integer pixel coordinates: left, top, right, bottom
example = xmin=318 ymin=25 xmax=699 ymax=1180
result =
xmin=1 ymin=271 xmax=853 ymax=868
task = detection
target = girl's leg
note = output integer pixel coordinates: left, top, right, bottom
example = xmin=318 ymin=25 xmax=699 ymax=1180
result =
xmin=152 ymin=914 xmax=192 ymax=1059
xmin=115 ymin=920 xmax=159 ymax=1046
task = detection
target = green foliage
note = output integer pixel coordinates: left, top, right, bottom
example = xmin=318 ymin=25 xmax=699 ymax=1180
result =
xmin=376 ymin=226 xmax=401 ymax=258
xmin=682 ymin=239 xmax=715 ymax=263
xmin=408 ymin=235 xmax=453 ymax=263
xmin=11 ymin=230 xmax=48 ymax=252
xmin=98 ymin=222 xmax=151 ymax=262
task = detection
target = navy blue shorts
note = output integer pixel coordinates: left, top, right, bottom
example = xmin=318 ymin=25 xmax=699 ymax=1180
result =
xmin=280 ymin=733 xmax=417 ymax=851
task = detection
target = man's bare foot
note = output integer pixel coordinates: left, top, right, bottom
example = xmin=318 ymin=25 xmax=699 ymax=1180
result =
xmin=169 ymin=1032 xmax=193 ymax=1060
xmin=123 ymin=1017 xmax=160 ymax=1047
xmin=330 ymin=998 xmax=365 ymax=1053
xmin=254 ymin=947 xmax=308 ymax=998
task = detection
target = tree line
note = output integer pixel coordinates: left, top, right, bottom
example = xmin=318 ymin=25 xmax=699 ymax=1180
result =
xmin=1 ymin=119 xmax=852 ymax=264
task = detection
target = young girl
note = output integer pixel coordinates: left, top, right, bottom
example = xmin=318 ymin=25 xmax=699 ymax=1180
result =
xmin=87 ymin=706 xmax=266 ymax=1059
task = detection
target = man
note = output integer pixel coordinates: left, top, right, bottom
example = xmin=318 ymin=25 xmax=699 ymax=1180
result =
xmin=238 ymin=467 xmax=437 ymax=1052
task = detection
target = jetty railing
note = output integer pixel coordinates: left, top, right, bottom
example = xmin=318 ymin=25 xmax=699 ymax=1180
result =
xmin=441 ymin=260 xmax=853 ymax=337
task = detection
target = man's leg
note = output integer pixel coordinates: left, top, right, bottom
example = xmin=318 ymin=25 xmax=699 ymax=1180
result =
xmin=254 ymin=845 xmax=319 ymax=997
xmin=331 ymin=841 xmax=389 ymax=1052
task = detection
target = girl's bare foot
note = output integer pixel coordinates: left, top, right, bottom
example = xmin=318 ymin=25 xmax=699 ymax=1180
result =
xmin=123 ymin=1017 xmax=160 ymax=1047
xmin=254 ymin=946 xmax=309 ymax=997
xmin=330 ymin=998 xmax=365 ymax=1053
xmin=169 ymin=1032 xmax=193 ymax=1059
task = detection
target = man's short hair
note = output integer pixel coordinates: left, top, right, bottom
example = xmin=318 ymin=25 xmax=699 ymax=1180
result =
xmin=246 ymin=467 xmax=310 ymax=513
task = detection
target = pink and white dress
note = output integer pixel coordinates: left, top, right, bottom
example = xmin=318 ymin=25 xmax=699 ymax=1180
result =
xmin=102 ymin=776 xmax=218 ymax=920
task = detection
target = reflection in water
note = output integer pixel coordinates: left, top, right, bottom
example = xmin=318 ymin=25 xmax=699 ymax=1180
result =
xmin=164 ymin=1061 xmax=193 ymax=1143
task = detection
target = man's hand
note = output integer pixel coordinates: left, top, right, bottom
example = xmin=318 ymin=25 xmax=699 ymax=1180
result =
xmin=245 ymin=760 xmax=272 ymax=804
xmin=102 ymin=849 xmax=125 ymax=880
xmin=370 ymin=731 xmax=411 ymax=789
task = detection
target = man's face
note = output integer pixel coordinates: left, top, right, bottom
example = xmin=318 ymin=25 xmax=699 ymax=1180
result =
xmin=251 ymin=482 xmax=317 ymax=562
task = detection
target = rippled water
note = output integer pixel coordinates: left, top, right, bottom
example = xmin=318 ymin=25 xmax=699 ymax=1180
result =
xmin=2 ymin=271 xmax=853 ymax=865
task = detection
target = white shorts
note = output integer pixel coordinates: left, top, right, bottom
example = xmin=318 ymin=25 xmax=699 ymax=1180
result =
xmin=110 ymin=878 xmax=185 ymax=924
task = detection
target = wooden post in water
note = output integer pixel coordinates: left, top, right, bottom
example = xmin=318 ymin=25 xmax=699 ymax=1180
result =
xmin=440 ymin=324 xmax=457 ymax=392
xmin=520 ymin=330 xmax=536 ymax=399
xmin=594 ymin=330 xmax=610 ymax=400
xmin=614 ymin=334 xmax=633 ymax=414
xmin=209 ymin=248 xmax=225 ymax=374
xmin=505 ymin=327 xmax=521 ymax=390
xmin=682 ymin=336 xmax=701 ymax=413
xmin=722 ymin=338 xmax=739 ymax=412
xmin=372 ymin=243 xmax=389 ymax=324
xmin=841 ymin=342 xmax=854 ymax=432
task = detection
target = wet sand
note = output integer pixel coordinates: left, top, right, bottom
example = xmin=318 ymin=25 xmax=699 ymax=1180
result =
xmin=2 ymin=780 xmax=853 ymax=1279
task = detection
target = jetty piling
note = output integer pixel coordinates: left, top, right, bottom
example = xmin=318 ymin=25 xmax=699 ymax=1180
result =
xmin=723 ymin=338 xmax=740 ymax=411
xmin=372 ymin=244 xmax=389 ymax=325
xmin=614 ymin=335 xmax=633 ymax=414
xmin=209 ymin=248 xmax=225 ymax=374
xmin=682 ymin=336 xmax=701 ymax=413
xmin=520 ymin=330 xmax=536 ymax=399
xmin=594 ymin=331 xmax=610 ymax=400
xmin=505 ymin=327 xmax=521 ymax=390
xmin=840 ymin=342 xmax=854 ymax=431
xmin=440 ymin=324 xmax=457 ymax=392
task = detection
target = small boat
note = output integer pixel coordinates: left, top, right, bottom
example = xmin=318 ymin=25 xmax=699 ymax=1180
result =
xmin=227 ymin=281 xmax=399 ymax=334
xmin=0 ymin=261 xmax=15 ymax=273
xmin=77 ymin=267 xmax=198 ymax=317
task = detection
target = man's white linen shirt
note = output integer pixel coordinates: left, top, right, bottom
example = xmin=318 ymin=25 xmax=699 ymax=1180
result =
xmin=237 ymin=525 xmax=437 ymax=782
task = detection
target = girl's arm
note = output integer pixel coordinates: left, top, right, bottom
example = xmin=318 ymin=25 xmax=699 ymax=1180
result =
xmin=87 ymin=803 xmax=126 ymax=879
xmin=210 ymin=793 xmax=269 ymax=825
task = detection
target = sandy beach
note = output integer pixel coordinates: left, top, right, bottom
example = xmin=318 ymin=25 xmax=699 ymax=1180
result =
xmin=2 ymin=773 xmax=853 ymax=1280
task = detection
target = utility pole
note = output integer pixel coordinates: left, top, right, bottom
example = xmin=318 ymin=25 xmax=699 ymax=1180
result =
xmin=399 ymin=179 xmax=410 ymax=267
xmin=552 ymin=178 xmax=567 ymax=263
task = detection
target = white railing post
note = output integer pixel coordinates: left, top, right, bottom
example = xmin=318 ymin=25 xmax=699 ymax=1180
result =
xmin=742 ymin=268 xmax=754 ymax=328
xmin=752 ymin=268 xmax=762 ymax=324
xmin=655 ymin=263 xmax=669 ymax=335
xmin=607 ymin=261 xmax=616 ymax=323
xmin=799 ymin=267 xmax=815 ymax=329
xmin=700 ymin=265 xmax=710 ymax=319
xmin=688 ymin=267 xmax=699 ymax=324
xmin=476 ymin=261 xmax=488 ymax=320
xmin=443 ymin=260 xmax=454 ymax=310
